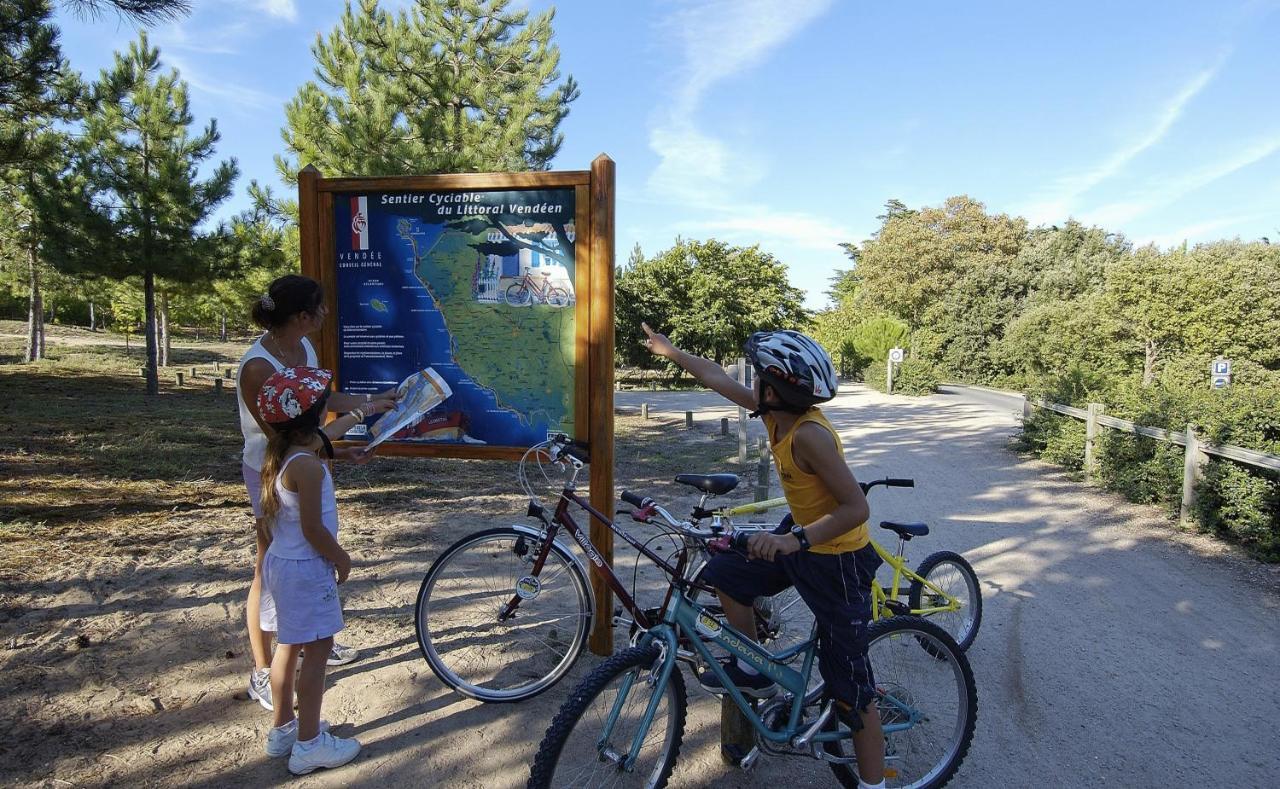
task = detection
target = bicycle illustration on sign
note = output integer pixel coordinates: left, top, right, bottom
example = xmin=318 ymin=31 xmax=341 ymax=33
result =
xmin=505 ymin=269 xmax=572 ymax=307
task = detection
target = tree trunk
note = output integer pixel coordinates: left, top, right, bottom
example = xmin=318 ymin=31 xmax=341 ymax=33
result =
xmin=143 ymin=271 xmax=159 ymax=395
xmin=89 ymin=300 xmax=96 ymax=332
xmin=25 ymin=246 xmax=44 ymax=362
xmin=1142 ymin=338 xmax=1157 ymax=387
xmin=158 ymin=290 xmax=171 ymax=368
xmin=220 ymin=310 xmax=227 ymax=342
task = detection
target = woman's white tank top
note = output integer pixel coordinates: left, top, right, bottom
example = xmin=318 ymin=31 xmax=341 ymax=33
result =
xmin=265 ymin=452 xmax=340 ymax=561
xmin=237 ymin=335 xmax=318 ymax=470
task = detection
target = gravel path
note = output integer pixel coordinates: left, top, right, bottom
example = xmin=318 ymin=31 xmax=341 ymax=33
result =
xmin=6 ymin=383 xmax=1276 ymax=788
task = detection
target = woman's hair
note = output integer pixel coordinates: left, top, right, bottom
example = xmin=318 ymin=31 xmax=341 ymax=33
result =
xmin=258 ymin=395 xmax=328 ymax=528
xmin=251 ymin=274 xmax=324 ymax=330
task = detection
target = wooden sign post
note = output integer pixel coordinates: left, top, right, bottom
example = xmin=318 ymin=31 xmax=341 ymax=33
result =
xmin=299 ymin=156 xmax=616 ymax=655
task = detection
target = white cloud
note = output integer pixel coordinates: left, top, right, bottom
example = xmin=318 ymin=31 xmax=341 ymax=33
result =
xmin=257 ymin=0 xmax=298 ymax=22
xmin=1021 ymin=55 xmax=1228 ymax=225
xmin=163 ymin=52 xmax=278 ymax=112
xmin=647 ymin=0 xmax=833 ymax=204
xmin=675 ymin=209 xmax=853 ymax=254
xmin=1135 ymin=214 xmax=1266 ymax=249
xmin=1080 ymin=135 xmax=1280 ymax=226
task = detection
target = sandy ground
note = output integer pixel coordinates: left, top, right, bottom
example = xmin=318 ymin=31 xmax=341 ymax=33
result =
xmin=3 ymin=382 xmax=1279 ymax=787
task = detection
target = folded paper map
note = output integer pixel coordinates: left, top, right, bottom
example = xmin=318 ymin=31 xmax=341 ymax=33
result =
xmin=366 ymin=368 xmax=453 ymax=448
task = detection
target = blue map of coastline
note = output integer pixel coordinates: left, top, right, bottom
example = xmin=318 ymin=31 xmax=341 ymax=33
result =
xmin=334 ymin=204 xmax=548 ymax=448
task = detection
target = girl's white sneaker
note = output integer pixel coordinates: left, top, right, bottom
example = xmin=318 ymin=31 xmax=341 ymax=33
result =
xmin=264 ymin=719 xmax=329 ymax=757
xmin=288 ymin=731 xmax=361 ymax=775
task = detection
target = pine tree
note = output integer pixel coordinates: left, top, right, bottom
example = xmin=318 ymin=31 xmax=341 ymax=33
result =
xmin=49 ymin=32 xmax=237 ymax=394
xmin=0 ymin=0 xmax=82 ymax=360
xmin=277 ymin=0 xmax=579 ymax=182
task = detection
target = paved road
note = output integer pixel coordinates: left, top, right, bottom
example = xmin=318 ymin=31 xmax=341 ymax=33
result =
xmin=619 ymin=384 xmax=1280 ymax=788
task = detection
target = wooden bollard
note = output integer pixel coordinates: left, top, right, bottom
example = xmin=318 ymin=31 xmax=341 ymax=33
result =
xmin=641 ymin=403 xmax=649 ymax=419
xmin=190 ymin=366 xmax=198 ymax=378
xmin=176 ymin=372 xmax=184 ymax=387
xmin=755 ymin=448 xmax=771 ymax=501
xmin=214 ymin=378 xmax=223 ymax=395
xmin=224 ymin=368 xmax=233 ymax=380
xmin=720 ymin=417 xmax=729 ymax=436
xmin=685 ymin=411 xmax=694 ymax=429
xmin=720 ymin=698 xmax=755 ymax=765
xmin=139 ymin=367 xmax=147 ymax=378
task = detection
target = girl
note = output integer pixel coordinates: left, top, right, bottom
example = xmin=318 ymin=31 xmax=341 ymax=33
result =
xmin=256 ymin=366 xmax=364 ymax=774
xmin=238 ymin=274 xmax=396 ymax=711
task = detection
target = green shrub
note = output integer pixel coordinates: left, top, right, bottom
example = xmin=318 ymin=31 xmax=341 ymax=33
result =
xmin=893 ymin=359 xmax=940 ymax=396
xmin=863 ymin=361 xmax=887 ymax=392
xmin=1094 ymin=431 xmax=1183 ymax=512
xmin=1015 ymin=409 xmax=1085 ymax=471
xmin=1195 ymin=462 xmax=1280 ymax=560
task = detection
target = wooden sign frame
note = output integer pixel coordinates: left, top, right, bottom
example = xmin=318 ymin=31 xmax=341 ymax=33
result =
xmin=298 ymin=156 xmax=617 ymax=654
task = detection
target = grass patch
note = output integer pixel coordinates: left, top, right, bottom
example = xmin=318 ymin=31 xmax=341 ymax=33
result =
xmin=0 ymin=329 xmax=758 ymax=581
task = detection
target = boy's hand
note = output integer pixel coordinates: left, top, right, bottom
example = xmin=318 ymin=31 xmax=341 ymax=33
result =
xmin=334 ymin=550 xmax=352 ymax=584
xmin=747 ymin=532 xmax=802 ymax=562
xmin=641 ymin=322 xmax=677 ymax=359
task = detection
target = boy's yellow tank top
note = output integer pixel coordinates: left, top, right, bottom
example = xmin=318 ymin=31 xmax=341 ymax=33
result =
xmin=765 ymin=408 xmax=869 ymax=555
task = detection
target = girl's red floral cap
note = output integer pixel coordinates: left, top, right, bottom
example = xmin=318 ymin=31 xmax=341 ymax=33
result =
xmin=256 ymin=366 xmax=333 ymax=424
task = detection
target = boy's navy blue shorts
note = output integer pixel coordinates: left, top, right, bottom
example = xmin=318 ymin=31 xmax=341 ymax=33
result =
xmin=700 ymin=521 xmax=883 ymax=717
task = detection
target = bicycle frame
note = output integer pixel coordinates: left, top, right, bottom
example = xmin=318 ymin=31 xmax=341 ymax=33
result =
xmin=603 ymin=591 xmax=919 ymax=771
xmin=501 ymin=482 xmax=708 ymax=633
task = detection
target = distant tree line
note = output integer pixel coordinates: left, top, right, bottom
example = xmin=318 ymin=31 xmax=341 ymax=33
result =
xmin=1 ymin=0 xmax=577 ymax=395
xmin=822 ymin=195 xmax=1280 ymax=557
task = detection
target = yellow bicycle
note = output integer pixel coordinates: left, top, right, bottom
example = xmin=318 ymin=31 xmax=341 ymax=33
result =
xmin=688 ymin=477 xmax=982 ymax=653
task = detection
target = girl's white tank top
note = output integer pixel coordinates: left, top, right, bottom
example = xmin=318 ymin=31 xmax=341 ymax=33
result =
xmin=265 ymin=451 xmax=340 ymax=561
xmin=236 ymin=335 xmax=318 ymax=471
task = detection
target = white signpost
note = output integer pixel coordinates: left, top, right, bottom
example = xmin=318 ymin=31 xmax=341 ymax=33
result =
xmin=887 ymin=347 xmax=904 ymax=393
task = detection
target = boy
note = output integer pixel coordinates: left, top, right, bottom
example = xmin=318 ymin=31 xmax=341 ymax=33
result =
xmin=642 ymin=323 xmax=885 ymax=789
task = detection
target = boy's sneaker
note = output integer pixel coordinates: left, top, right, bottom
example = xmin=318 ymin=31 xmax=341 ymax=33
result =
xmin=327 ymin=642 xmax=359 ymax=666
xmin=697 ymin=659 xmax=778 ymax=699
xmin=288 ymin=731 xmax=361 ymax=775
xmin=265 ymin=719 xmax=330 ymax=757
xmin=248 ymin=668 xmax=273 ymax=711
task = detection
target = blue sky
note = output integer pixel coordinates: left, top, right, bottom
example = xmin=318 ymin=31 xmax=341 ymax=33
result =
xmin=56 ymin=0 xmax=1280 ymax=309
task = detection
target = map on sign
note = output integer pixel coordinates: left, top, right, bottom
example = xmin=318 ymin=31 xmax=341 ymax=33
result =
xmin=332 ymin=189 xmax=577 ymax=448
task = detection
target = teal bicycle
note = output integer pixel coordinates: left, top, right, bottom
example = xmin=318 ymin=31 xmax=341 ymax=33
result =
xmin=528 ymin=506 xmax=978 ymax=788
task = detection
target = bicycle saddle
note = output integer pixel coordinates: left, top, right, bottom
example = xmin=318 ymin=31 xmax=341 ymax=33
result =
xmin=673 ymin=473 xmax=739 ymax=496
xmin=879 ymin=520 xmax=930 ymax=540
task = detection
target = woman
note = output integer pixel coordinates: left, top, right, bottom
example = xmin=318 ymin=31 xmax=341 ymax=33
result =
xmin=237 ymin=274 xmax=397 ymax=711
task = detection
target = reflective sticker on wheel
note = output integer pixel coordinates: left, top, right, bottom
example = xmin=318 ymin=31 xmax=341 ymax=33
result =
xmin=515 ymin=575 xmax=541 ymax=600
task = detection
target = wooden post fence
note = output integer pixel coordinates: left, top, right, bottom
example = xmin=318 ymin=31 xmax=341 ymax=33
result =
xmin=1024 ymin=398 xmax=1280 ymax=527
xmin=1084 ymin=403 xmax=1104 ymax=482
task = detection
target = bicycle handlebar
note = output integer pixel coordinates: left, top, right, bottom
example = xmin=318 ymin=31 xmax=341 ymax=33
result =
xmin=620 ymin=490 xmax=653 ymax=509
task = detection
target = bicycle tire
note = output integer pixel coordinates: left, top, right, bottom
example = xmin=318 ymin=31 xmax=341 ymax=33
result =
xmin=907 ymin=551 xmax=983 ymax=651
xmin=505 ymin=282 xmax=532 ymax=306
xmin=528 ymin=644 xmax=686 ymax=789
xmin=415 ymin=527 xmax=592 ymax=703
xmin=547 ymin=287 xmax=570 ymax=307
xmin=826 ymin=616 xmax=977 ymax=789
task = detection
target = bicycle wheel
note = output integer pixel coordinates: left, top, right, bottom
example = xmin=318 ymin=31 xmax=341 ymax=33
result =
xmin=547 ymin=287 xmax=570 ymax=307
xmin=415 ymin=527 xmax=592 ymax=702
xmin=505 ymin=283 xmax=532 ymax=305
xmin=825 ymin=616 xmax=977 ymax=789
xmin=907 ymin=551 xmax=982 ymax=651
xmin=528 ymin=644 xmax=686 ymax=789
